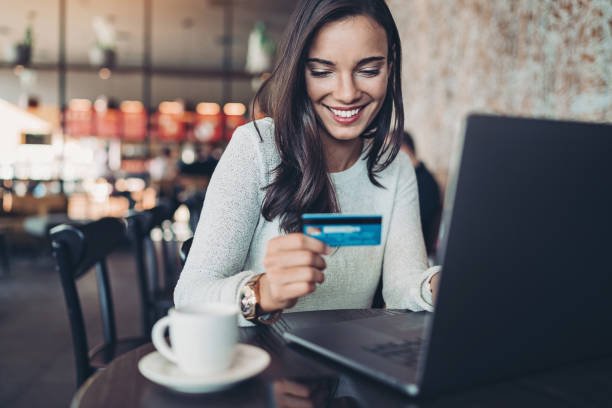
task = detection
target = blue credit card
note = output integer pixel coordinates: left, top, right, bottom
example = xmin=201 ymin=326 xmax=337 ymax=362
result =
xmin=302 ymin=213 xmax=382 ymax=247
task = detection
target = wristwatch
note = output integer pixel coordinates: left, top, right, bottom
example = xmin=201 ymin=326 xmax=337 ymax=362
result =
xmin=239 ymin=273 xmax=282 ymax=325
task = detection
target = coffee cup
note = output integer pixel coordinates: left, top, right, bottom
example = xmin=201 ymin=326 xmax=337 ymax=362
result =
xmin=151 ymin=302 xmax=239 ymax=376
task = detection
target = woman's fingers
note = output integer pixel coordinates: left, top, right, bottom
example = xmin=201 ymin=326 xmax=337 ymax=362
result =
xmin=268 ymin=266 xmax=325 ymax=285
xmin=264 ymin=250 xmax=327 ymax=270
xmin=430 ymin=272 xmax=441 ymax=303
xmin=260 ymin=269 xmax=322 ymax=311
xmin=280 ymin=281 xmax=317 ymax=300
xmin=268 ymin=233 xmax=330 ymax=255
xmin=266 ymin=269 xmax=323 ymax=303
xmin=260 ymin=234 xmax=331 ymax=311
xmin=259 ymin=274 xmax=284 ymax=311
xmin=274 ymin=380 xmax=312 ymax=398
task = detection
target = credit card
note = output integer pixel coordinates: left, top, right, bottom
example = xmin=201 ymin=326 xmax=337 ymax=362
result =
xmin=301 ymin=214 xmax=382 ymax=247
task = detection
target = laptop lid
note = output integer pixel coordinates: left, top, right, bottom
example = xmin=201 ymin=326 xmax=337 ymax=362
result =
xmin=418 ymin=114 xmax=612 ymax=395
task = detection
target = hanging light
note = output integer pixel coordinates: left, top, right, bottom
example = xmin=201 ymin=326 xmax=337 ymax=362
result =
xmin=120 ymin=100 xmax=144 ymax=113
xmin=196 ymin=102 xmax=221 ymax=116
xmin=159 ymin=101 xmax=184 ymax=115
xmin=69 ymin=99 xmax=92 ymax=111
xmin=223 ymin=103 xmax=246 ymax=116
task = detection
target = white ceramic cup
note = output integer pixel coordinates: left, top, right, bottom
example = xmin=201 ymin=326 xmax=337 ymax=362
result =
xmin=152 ymin=303 xmax=239 ymax=376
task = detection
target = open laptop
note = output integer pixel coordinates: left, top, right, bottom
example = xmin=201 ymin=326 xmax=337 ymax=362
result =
xmin=283 ymin=114 xmax=612 ymax=397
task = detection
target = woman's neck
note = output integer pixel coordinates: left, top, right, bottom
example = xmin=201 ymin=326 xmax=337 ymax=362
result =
xmin=321 ymin=133 xmax=364 ymax=173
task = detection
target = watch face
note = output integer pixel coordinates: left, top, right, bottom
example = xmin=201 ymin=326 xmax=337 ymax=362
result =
xmin=240 ymin=285 xmax=256 ymax=317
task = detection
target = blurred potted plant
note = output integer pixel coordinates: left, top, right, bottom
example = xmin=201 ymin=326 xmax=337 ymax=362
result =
xmin=245 ymin=21 xmax=275 ymax=74
xmin=14 ymin=23 xmax=33 ymax=66
xmin=88 ymin=16 xmax=117 ymax=69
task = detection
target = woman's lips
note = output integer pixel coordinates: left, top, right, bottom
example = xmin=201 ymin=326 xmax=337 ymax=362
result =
xmin=326 ymin=104 xmax=366 ymax=125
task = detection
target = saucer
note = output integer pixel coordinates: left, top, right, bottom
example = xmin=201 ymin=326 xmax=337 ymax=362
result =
xmin=138 ymin=344 xmax=270 ymax=393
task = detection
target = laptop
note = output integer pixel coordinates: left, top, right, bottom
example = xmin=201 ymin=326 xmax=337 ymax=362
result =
xmin=283 ymin=114 xmax=612 ymax=397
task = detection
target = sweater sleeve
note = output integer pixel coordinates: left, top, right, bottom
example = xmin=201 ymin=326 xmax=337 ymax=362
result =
xmin=173 ymin=125 xmax=263 ymax=326
xmin=382 ymin=156 xmax=440 ymax=311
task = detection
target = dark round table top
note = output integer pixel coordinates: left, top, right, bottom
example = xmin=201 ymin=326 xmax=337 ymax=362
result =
xmin=72 ymin=309 xmax=612 ymax=408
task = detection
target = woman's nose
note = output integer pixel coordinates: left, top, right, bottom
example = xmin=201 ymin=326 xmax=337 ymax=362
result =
xmin=333 ymin=73 xmax=361 ymax=104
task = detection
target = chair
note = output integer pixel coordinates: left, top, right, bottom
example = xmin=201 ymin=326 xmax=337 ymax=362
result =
xmin=181 ymin=189 xmax=206 ymax=233
xmin=150 ymin=204 xmax=180 ymax=290
xmin=179 ymin=236 xmax=193 ymax=266
xmin=50 ymin=217 xmax=148 ymax=388
xmin=0 ymin=228 xmax=10 ymax=275
xmin=126 ymin=207 xmax=175 ymax=334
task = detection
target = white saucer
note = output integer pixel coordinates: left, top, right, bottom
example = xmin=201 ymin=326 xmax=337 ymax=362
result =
xmin=138 ymin=344 xmax=270 ymax=393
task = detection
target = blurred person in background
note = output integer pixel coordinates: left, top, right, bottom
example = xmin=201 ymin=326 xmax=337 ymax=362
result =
xmin=149 ymin=146 xmax=178 ymax=201
xmin=400 ymin=131 xmax=442 ymax=256
xmin=175 ymin=143 xmax=221 ymax=231
xmin=149 ymin=146 xmax=177 ymax=183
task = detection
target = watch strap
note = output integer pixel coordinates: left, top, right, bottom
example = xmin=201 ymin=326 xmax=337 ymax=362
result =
xmin=240 ymin=273 xmax=282 ymax=325
xmin=255 ymin=309 xmax=282 ymax=325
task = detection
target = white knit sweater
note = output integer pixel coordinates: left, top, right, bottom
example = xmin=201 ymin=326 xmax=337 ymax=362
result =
xmin=174 ymin=118 xmax=439 ymax=326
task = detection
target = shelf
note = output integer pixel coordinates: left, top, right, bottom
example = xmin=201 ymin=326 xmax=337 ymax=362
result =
xmin=2 ymin=178 xmax=64 ymax=182
xmin=0 ymin=62 xmax=258 ymax=80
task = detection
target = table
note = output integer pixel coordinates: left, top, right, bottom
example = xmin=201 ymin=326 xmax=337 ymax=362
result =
xmin=72 ymin=309 xmax=612 ymax=407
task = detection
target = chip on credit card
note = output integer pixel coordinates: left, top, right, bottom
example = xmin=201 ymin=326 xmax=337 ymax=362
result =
xmin=301 ymin=214 xmax=382 ymax=247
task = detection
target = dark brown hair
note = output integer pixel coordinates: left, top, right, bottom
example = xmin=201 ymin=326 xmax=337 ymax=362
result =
xmin=254 ymin=0 xmax=404 ymax=233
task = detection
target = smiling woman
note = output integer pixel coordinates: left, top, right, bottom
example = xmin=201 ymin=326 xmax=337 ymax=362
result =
xmin=305 ymin=16 xmax=390 ymax=152
xmin=256 ymin=0 xmax=405 ymax=234
xmin=174 ymin=0 xmax=440 ymax=327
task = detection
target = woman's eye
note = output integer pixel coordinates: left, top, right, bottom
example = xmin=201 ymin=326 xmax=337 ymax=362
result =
xmin=309 ymin=70 xmax=331 ymax=78
xmin=359 ymin=69 xmax=381 ymax=77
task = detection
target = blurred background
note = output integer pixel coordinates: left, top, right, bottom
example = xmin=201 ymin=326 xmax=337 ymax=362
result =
xmin=1 ymin=0 xmax=610 ymax=236
xmin=0 ymin=0 xmax=610 ymax=406
xmin=0 ymin=0 xmax=295 ymax=248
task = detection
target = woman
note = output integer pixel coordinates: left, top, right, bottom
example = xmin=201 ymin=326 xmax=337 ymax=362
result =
xmin=175 ymin=0 xmax=440 ymax=326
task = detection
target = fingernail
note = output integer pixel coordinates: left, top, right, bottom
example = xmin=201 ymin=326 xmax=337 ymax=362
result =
xmin=325 ymin=246 xmax=333 ymax=254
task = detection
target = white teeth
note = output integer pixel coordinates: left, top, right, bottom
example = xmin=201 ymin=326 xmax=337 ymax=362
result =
xmin=330 ymin=107 xmax=360 ymax=118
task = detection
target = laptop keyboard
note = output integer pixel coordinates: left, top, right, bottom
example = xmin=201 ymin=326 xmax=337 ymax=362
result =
xmin=362 ymin=339 xmax=423 ymax=367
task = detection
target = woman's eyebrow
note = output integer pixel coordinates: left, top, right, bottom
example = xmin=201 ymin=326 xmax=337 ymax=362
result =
xmin=306 ymin=56 xmax=386 ymax=66
xmin=306 ymin=57 xmax=334 ymax=66
xmin=356 ymin=56 xmax=386 ymax=66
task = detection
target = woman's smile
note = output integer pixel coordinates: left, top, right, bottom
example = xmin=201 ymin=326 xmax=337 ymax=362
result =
xmin=325 ymin=103 xmax=368 ymax=124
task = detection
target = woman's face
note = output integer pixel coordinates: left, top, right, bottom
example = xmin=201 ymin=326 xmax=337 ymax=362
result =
xmin=305 ymin=15 xmax=390 ymax=143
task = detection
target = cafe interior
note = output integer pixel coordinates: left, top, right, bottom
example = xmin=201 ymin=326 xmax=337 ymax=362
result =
xmin=0 ymin=0 xmax=610 ymax=407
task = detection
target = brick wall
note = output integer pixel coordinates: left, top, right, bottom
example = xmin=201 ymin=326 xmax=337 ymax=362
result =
xmin=387 ymin=0 xmax=612 ymax=188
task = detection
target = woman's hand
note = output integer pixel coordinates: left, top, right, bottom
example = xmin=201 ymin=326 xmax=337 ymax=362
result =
xmin=429 ymin=272 xmax=441 ymax=304
xmin=259 ymin=233 xmax=330 ymax=312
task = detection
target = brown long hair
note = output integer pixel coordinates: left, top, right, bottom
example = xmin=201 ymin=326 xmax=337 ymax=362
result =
xmin=254 ymin=0 xmax=404 ymax=233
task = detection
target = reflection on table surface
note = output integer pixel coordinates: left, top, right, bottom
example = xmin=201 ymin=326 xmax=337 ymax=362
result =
xmin=271 ymin=376 xmax=359 ymax=408
xmin=73 ymin=309 xmax=612 ymax=408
